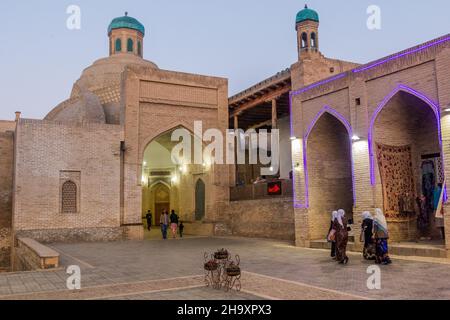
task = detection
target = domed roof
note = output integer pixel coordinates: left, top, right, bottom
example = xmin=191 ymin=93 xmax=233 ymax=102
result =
xmin=45 ymin=54 xmax=158 ymax=124
xmin=71 ymin=53 xmax=157 ymax=96
xmin=296 ymin=5 xmax=319 ymax=23
xmin=108 ymin=13 xmax=145 ymax=35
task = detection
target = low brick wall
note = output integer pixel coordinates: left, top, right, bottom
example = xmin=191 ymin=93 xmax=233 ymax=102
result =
xmin=14 ymin=238 xmax=60 ymax=271
xmin=15 ymin=227 xmax=123 ymax=244
xmin=223 ymin=198 xmax=295 ymax=241
xmin=183 ymin=222 xmax=215 ymax=236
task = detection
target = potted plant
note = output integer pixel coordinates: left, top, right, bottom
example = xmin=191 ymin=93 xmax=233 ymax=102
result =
xmin=226 ymin=262 xmax=241 ymax=277
xmin=204 ymin=259 xmax=218 ymax=271
xmin=214 ymin=248 xmax=229 ymax=260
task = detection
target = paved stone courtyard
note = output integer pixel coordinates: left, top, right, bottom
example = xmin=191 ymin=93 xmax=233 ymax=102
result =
xmin=0 ymin=237 xmax=450 ymax=300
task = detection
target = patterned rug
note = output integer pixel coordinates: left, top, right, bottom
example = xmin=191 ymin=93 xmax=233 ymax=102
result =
xmin=376 ymin=143 xmax=415 ymax=218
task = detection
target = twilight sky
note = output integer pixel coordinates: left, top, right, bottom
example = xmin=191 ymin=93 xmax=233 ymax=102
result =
xmin=0 ymin=0 xmax=449 ymax=120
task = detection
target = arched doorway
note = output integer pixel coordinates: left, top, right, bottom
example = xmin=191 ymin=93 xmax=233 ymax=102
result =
xmin=195 ymin=179 xmax=206 ymax=221
xmin=141 ymin=125 xmax=210 ymax=237
xmin=305 ymin=110 xmax=354 ymax=240
xmin=152 ymin=183 xmax=171 ymax=226
xmin=371 ymin=89 xmax=443 ymax=241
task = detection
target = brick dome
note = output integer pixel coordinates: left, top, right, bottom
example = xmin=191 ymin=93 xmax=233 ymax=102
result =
xmin=45 ymin=54 xmax=158 ymax=124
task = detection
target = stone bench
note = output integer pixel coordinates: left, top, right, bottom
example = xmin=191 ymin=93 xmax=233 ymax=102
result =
xmin=15 ymin=238 xmax=60 ymax=271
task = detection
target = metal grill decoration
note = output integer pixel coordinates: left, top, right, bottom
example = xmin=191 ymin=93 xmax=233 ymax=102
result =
xmin=204 ymin=249 xmax=241 ymax=292
xmin=62 ymin=181 xmax=77 ymax=214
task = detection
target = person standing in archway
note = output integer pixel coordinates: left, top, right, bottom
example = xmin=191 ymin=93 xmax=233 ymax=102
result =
xmin=145 ymin=210 xmax=152 ymax=231
xmin=170 ymin=210 xmax=179 ymax=239
xmin=160 ymin=210 xmax=169 ymax=240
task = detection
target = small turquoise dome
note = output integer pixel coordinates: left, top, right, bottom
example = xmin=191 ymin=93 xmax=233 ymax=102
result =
xmin=108 ymin=13 xmax=145 ymax=35
xmin=296 ymin=5 xmax=319 ymax=23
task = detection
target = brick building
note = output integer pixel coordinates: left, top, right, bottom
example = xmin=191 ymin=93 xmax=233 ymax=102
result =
xmin=1 ymin=6 xmax=450 ymax=271
xmin=228 ymin=5 xmax=450 ymax=256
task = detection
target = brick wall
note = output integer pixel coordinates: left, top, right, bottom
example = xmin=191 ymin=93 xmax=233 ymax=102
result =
xmin=222 ymin=198 xmax=295 ymax=241
xmin=0 ymin=121 xmax=14 ymax=270
xmin=13 ymin=119 xmax=123 ymax=242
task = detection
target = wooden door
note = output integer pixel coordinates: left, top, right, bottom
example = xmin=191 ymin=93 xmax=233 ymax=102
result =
xmin=155 ymin=203 xmax=170 ymax=226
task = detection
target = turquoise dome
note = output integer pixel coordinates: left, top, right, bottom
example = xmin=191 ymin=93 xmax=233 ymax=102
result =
xmin=296 ymin=5 xmax=319 ymax=23
xmin=108 ymin=13 xmax=145 ymax=35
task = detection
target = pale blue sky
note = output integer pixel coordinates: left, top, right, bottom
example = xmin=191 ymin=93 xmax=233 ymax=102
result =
xmin=0 ymin=0 xmax=449 ymax=120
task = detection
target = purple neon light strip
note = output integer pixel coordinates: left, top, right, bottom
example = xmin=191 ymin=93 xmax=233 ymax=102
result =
xmin=288 ymin=92 xmax=304 ymax=208
xmin=368 ymin=84 xmax=443 ymax=187
xmin=353 ymin=36 xmax=450 ymax=73
xmin=291 ymin=73 xmax=347 ymax=96
xmin=290 ymin=36 xmax=450 ymax=98
xmin=303 ymin=106 xmax=357 ymax=208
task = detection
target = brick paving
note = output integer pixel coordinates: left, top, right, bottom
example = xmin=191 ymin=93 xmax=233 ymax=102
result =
xmin=0 ymin=237 xmax=449 ymax=300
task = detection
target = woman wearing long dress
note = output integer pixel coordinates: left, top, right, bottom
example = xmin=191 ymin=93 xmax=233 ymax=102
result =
xmin=333 ymin=209 xmax=349 ymax=265
xmin=361 ymin=211 xmax=376 ymax=260
xmin=373 ymin=208 xmax=392 ymax=265
xmin=328 ymin=211 xmax=338 ymax=259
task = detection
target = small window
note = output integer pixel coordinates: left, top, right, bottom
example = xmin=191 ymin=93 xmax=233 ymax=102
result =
xmin=138 ymin=41 xmax=142 ymax=57
xmin=62 ymin=181 xmax=77 ymax=214
xmin=310 ymin=32 xmax=317 ymax=48
xmin=301 ymin=32 xmax=308 ymax=48
xmin=330 ymin=67 xmax=335 ymax=73
xmin=115 ymin=39 xmax=122 ymax=52
xmin=355 ymin=98 xmax=361 ymax=106
xmin=127 ymin=38 xmax=134 ymax=52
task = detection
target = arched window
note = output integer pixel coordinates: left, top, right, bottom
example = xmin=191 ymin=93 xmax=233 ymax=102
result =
xmin=115 ymin=39 xmax=122 ymax=52
xmin=311 ymin=32 xmax=317 ymax=48
xmin=301 ymin=32 xmax=308 ymax=49
xmin=62 ymin=181 xmax=77 ymax=214
xmin=127 ymin=38 xmax=134 ymax=52
xmin=138 ymin=41 xmax=142 ymax=57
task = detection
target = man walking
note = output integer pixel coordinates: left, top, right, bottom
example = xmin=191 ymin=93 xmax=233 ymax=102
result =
xmin=145 ymin=210 xmax=152 ymax=231
xmin=160 ymin=210 xmax=169 ymax=240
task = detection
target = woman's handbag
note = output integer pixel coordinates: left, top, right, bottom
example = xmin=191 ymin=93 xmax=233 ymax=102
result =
xmin=360 ymin=226 xmax=366 ymax=243
xmin=327 ymin=229 xmax=336 ymax=242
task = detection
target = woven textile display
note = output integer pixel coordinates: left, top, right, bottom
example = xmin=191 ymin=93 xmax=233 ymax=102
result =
xmin=376 ymin=144 xmax=415 ymax=218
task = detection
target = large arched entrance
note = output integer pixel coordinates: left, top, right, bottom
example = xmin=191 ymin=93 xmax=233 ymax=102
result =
xmin=305 ymin=110 xmax=354 ymax=240
xmin=371 ymin=88 xmax=443 ymax=242
xmin=141 ymin=126 xmax=209 ymax=238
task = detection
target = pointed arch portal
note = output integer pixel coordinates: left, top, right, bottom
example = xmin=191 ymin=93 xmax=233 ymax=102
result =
xmin=302 ymin=106 xmax=355 ymax=240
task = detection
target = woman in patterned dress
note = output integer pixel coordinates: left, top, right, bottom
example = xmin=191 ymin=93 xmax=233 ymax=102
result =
xmin=373 ymin=208 xmax=392 ymax=265
xmin=334 ymin=209 xmax=349 ymax=265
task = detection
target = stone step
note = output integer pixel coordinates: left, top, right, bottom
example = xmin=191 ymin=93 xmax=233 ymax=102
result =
xmin=310 ymin=239 xmax=447 ymax=259
xmin=389 ymin=243 xmax=447 ymax=258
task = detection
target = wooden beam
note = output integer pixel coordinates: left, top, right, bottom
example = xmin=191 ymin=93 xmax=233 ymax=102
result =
xmin=272 ymin=99 xmax=278 ymax=129
xmin=230 ymin=84 xmax=290 ymax=118
xmin=248 ymin=119 xmax=273 ymax=130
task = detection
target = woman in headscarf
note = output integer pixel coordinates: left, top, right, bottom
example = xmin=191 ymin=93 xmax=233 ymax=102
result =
xmin=333 ymin=209 xmax=349 ymax=264
xmin=327 ymin=211 xmax=338 ymax=259
xmin=361 ymin=211 xmax=376 ymax=260
xmin=373 ymin=208 xmax=392 ymax=265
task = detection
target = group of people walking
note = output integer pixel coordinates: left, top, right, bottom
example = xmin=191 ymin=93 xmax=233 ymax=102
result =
xmin=327 ymin=208 xmax=392 ymax=265
xmin=145 ymin=210 xmax=184 ymax=240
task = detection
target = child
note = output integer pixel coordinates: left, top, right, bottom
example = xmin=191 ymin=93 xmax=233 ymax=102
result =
xmin=179 ymin=221 xmax=184 ymax=238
